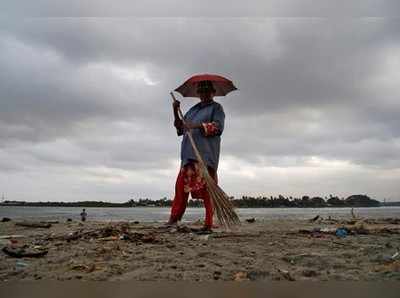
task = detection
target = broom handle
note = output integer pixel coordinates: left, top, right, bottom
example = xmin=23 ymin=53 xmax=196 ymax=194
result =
xmin=170 ymin=92 xmax=208 ymax=172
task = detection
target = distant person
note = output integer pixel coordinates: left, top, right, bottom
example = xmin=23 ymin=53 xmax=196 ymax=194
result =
xmin=80 ymin=209 xmax=87 ymax=222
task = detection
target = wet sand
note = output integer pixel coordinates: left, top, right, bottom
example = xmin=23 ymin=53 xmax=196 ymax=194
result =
xmin=1 ymin=217 xmax=400 ymax=281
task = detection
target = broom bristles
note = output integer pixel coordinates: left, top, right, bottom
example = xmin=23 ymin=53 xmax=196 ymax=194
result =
xmin=202 ymin=168 xmax=240 ymax=228
xmin=189 ymin=129 xmax=240 ymax=229
xmin=170 ymin=92 xmax=240 ymax=229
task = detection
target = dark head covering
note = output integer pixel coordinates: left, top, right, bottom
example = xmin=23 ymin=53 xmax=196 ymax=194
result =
xmin=196 ymin=80 xmax=216 ymax=93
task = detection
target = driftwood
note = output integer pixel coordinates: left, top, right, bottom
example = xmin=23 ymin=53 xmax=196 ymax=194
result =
xmin=2 ymin=246 xmax=48 ymax=258
xmin=15 ymin=221 xmax=52 ymax=228
xmin=0 ymin=235 xmax=26 ymax=239
xmin=40 ymin=220 xmax=59 ymax=224
xmin=60 ymin=229 xmax=99 ymax=241
xmin=309 ymin=215 xmax=320 ymax=222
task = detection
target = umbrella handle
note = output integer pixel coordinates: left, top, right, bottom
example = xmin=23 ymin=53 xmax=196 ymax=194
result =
xmin=170 ymin=92 xmax=185 ymax=120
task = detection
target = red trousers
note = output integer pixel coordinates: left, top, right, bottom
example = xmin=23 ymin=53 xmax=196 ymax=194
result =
xmin=169 ymin=164 xmax=217 ymax=228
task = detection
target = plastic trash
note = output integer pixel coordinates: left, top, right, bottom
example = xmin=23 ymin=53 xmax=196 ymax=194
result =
xmin=320 ymin=227 xmax=336 ymax=233
xmin=15 ymin=260 xmax=29 ymax=271
xmin=391 ymin=251 xmax=399 ymax=260
xmin=119 ymin=234 xmax=129 ymax=240
xmin=335 ymin=228 xmax=348 ymax=238
xmin=199 ymin=235 xmax=210 ymax=241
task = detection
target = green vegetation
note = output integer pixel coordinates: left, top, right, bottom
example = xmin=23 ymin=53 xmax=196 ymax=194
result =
xmin=231 ymin=194 xmax=381 ymax=208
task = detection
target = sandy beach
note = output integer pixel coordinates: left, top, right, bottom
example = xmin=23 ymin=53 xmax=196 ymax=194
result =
xmin=1 ymin=216 xmax=400 ymax=281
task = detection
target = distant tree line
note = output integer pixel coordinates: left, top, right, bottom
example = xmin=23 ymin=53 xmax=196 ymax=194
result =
xmin=231 ymin=194 xmax=380 ymax=208
xmin=0 ymin=194 xmax=382 ymax=208
xmin=382 ymin=201 xmax=400 ymax=207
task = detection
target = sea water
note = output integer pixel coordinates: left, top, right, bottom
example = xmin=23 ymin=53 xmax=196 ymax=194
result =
xmin=1 ymin=206 xmax=400 ymax=222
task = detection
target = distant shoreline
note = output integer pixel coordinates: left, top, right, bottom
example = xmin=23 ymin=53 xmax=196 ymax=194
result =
xmin=1 ymin=194 xmax=399 ymax=208
xmin=2 ymin=204 xmax=400 ymax=209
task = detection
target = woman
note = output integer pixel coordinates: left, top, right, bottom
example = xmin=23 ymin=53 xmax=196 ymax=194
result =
xmin=167 ymin=80 xmax=225 ymax=231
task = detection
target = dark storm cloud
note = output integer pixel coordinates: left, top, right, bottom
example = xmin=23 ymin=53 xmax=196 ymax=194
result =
xmin=4 ymin=18 xmax=399 ymax=113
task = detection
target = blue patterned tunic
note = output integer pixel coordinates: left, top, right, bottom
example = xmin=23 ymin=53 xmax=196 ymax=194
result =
xmin=175 ymin=100 xmax=225 ymax=171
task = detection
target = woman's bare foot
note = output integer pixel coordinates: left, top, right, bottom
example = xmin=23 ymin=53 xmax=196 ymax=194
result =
xmin=164 ymin=220 xmax=178 ymax=227
xmin=198 ymin=226 xmax=212 ymax=233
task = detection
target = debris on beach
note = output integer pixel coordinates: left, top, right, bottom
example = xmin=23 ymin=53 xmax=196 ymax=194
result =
xmin=247 ymin=270 xmax=270 ymax=281
xmin=308 ymin=216 xmax=365 ymax=226
xmin=15 ymin=221 xmax=52 ymax=229
xmin=98 ymin=236 xmax=119 ymax=241
xmin=174 ymin=225 xmax=213 ymax=235
xmin=276 ymin=268 xmax=295 ymax=281
xmin=335 ymin=228 xmax=348 ymax=238
xmin=233 ymin=270 xmax=270 ymax=281
xmin=282 ymin=252 xmax=326 ymax=266
xmin=391 ymin=250 xmax=399 ymax=260
xmin=309 ymin=215 xmax=320 ymax=222
xmin=52 ymin=223 xmax=161 ymax=244
xmin=15 ymin=260 xmax=29 ymax=271
xmin=213 ymin=270 xmax=222 ymax=280
xmin=302 ymin=269 xmax=318 ymax=277
xmin=383 ymin=218 xmax=400 ymax=225
xmin=198 ymin=235 xmax=210 ymax=241
xmin=0 ymin=235 xmax=26 ymax=239
xmin=1 ymin=217 xmax=399 ymax=281
xmin=1 ymin=217 xmax=11 ymax=222
xmin=374 ymin=260 xmax=400 ymax=273
xmin=40 ymin=220 xmax=59 ymax=224
xmin=69 ymin=263 xmax=100 ymax=273
xmin=2 ymin=245 xmax=48 ymax=258
xmin=245 ymin=218 xmax=256 ymax=223
xmin=298 ymin=227 xmax=333 ymax=238
xmin=233 ymin=271 xmax=248 ymax=281
xmin=300 ymin=218 xmax=400 ymax=239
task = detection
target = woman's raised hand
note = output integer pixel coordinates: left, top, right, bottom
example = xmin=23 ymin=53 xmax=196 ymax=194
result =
xmin=172 ymin=99 xmax=181 ymax=110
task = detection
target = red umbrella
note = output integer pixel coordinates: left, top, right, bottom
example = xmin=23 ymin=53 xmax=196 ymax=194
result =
xmin=174 ymin=74 xmax=237 ymax=98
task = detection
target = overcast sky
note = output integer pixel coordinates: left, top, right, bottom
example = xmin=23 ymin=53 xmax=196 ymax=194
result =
xmin=1 ymin=2 xmax=399 ymax=202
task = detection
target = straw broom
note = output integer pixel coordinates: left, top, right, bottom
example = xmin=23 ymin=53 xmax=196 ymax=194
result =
xmin=170 ymin=92 xmax=240 ymax=229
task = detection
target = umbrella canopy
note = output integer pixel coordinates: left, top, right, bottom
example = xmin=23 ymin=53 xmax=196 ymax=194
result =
xmin=174 ymin=74 xmax=237 ymax=98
